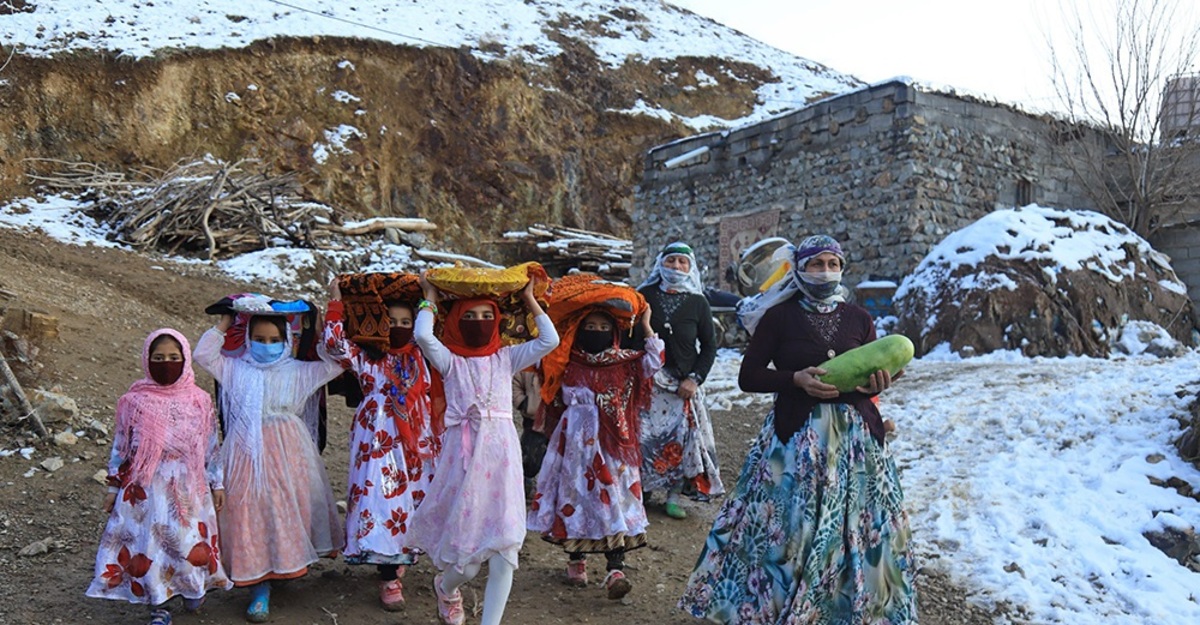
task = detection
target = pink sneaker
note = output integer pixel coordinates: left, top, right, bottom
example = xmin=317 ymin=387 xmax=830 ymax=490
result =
xmin=566 ymin=559 xmax=588 ymax=587
xmin=433 ymin=573 xmax=465 ymax=625
xmin=604 ymin=569 xmax=632 ymax=600
xmin=379 ymin=578 xmax=405 ymax=611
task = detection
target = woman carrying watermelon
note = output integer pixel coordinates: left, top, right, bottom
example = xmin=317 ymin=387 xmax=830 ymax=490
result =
xmin=678 ymin=235 xmax=917 ymax=624
xmin=636 ymin=241 xmax=725 ymax=520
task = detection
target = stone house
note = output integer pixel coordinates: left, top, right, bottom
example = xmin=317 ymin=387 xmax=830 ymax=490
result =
xmin=630 ymin=79 xmax=1136 ymax=297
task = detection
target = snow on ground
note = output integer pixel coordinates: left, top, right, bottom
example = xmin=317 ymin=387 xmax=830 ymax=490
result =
xmin=7 ymin=196 xmax=1200 ymax=623
xmin=0 ymin=0 xmax=860 ymax=126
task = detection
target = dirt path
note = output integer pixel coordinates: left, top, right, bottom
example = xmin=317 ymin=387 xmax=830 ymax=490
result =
xmin=0 ymin=228 xmax=1002 ymax=625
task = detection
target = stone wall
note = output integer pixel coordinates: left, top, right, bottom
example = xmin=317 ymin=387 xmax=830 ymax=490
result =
xmin=632 ymin=80 xmax=1100 ymax=291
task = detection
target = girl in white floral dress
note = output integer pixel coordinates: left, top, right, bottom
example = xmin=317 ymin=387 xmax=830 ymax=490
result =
xmin=87 ymin=329 xmax=232 ymax=625
xmin=324 ymin=278 xmax=440 ymax=611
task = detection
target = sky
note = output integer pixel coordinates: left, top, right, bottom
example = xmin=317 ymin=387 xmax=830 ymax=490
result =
xmin=671 ymin=0 xmax=1200 ymax=115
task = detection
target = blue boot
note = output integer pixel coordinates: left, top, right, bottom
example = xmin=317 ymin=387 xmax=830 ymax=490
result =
xmin=246 ymin=582 xmax=270 ymax=623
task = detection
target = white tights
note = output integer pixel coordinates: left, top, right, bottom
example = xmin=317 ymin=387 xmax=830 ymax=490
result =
xmin=440 ymin=554 xmax=515 ymax=625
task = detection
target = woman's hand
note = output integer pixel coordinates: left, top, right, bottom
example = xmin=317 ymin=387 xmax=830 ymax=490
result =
xmin=102 ymin=492 xmax=116 ymax=513
xmin=640 ymin=305 xmax=655 ymax=336
xmin=328 ymin=276 xmax=342 ymax=301
xmin=793 ymin=367 xmax=840 ymax=399
xmin=677 ymin=377 xmax=698 ymax=400
xmin=855 ymin=369 xmax=896 ymax=395
xmin=211 ymin=488 xmax=225 ymax=513
xmin=418 ymin=272 xmax=440 ymax=304
xmin=216 ymin=314 xmax=234 ymax=333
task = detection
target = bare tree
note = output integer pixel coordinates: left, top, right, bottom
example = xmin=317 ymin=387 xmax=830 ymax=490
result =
xmin=1046 ymin=0 xmax=1200 ymax=237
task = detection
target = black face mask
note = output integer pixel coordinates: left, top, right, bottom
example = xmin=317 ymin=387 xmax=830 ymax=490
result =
xmin=148 ymin=361 xmax=185 ymax=386
xmin=389 ymin=326 xmax=414 ymax=349
xmin=575 ymin=329 xmax=614 ymax=354
xmin=460 ymin=319 xmax=497 ymax=348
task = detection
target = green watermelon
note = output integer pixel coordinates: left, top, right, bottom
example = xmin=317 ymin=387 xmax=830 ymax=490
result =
xmin=817 ymin=334 xmax=914 ymax=392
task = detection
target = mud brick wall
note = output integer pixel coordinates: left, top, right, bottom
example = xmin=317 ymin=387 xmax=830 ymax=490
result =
xmin=632 ymin=80 xmax=1099 ymax=290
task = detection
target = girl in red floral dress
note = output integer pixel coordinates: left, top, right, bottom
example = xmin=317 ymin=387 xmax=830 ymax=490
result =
xmin=324 ymin=277 xmax=440 ymax=611
xmin=87 ymin=329 xmax=232 ymax=625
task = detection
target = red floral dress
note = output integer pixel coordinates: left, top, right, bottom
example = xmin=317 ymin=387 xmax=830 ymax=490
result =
xmin=87 ymin=423 xmax=232 ymax=604
xmin=324 ymin=314 xmax=439 ymax=565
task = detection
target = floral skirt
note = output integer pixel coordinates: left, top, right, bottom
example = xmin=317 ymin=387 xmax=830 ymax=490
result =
xmin=639 ymin=382 xmax=725 ymax=498
xmin=527 ymin=389 xmax=649 ymax=553
xmin=86 ymin=462 xmax=232 ymax=605
xmin=678 ymin=406 xmax=917 ymax=624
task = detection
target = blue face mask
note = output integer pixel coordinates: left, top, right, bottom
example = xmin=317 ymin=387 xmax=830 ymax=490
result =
xmin=249 ymin=340 xmax=286 ymax=363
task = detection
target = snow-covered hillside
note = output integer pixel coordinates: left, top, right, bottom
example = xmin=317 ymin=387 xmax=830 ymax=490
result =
xmin=0 ymin=0 xmax=861 ymax=127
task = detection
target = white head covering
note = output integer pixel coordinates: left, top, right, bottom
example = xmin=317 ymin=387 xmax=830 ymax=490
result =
xmin=736 ymin=235 xmax=849 ymax=336
xmin=638 ymin=241 xmax=704 ymax=295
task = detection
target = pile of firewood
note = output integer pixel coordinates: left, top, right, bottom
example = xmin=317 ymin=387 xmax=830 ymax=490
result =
xmin=501 ymin=224 xmax=632 ymax=281
xmin=25 ymin=159 xmax=435 ymax=260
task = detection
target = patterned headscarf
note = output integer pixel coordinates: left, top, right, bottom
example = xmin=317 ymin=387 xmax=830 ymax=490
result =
xmin=638 ymin=241 xmax=704 ymax=294
xmin=736 ymin=235 xmax=849 ymax=335
xmin=115 ymin=329 xmax=215 ymax=499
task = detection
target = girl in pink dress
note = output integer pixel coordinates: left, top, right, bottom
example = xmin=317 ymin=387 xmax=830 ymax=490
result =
xmin=194 ymin=302 xmax=345 ymax=623
xmin=324 ymin=280 xmax=440 ymax=611
xmin=409 ymin=277 xmax=559 ymax=625
xmin=87 ymin=329 xmax=232 ymax=625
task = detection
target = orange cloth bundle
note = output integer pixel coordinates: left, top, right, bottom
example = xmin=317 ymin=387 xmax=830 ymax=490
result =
xmin=538 ymin=273 xmax=648 ymax=407
xmin=426 ymin=261 xmax=552 ymax=345
xmin=336 ymin=272 xmax=423 ymax=351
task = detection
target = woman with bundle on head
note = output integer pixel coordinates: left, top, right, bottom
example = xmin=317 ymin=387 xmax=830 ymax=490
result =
xmin=527 ymin=274 xmax=664 ymax=599
xmin=325 ymin=274 xmax=442 ymax=611
xmin=679 ymin=235 xmax=917 ymax=624
xmin=193 ymin=296 xmax=345 ymax=623
xmin=410 ymin=272 xmax=559 ymax=625
xmin=636 ymin=241 xmax=724 ymax=520
xmin=87 ymin=329 xmax=232 ymax=625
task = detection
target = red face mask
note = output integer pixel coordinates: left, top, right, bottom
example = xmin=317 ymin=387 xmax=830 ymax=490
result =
xmin=459 ymin=319 xmax=497 ymax=348
xmin=389 ymin=326 xmax=414 ymax=349
xmin=148 ymin=361 xmax=185 ymax=386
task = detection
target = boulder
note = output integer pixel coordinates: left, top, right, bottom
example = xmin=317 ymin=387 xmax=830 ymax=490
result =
xmin=30 ymin=389 xmax=78 ymax=424
xmin=894 ymin=206 xmax=1195 ymax=358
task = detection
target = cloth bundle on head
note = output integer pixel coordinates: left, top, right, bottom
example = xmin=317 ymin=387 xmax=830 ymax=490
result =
xmin=206 ymin=293 xmax=314 ymax=359
xmin=638 ymin=241 xmax=704 ymax=295
xmin=425 ymin=261 xmax=552 ymax=345
xmin=336 ymin=273 xmax=423 ymax=351
xmin=538 ymin=273 xmax=649 ymax=407
xmin=535 ymin=274 xmax=652 ymax=465
xmin=736 ymin=234 xmax=850 ymax=336
xmin=115 ymin=329 xmax=214 ymax=502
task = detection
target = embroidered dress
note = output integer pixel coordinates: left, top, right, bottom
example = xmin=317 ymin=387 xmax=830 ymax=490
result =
xmin=528 ymin=336 xmax=664 ymax=553
xmin=194 ymin=324 xmax=346 ymax=586
xmin=87 ymin=329 xmax=233 ymax=605
xmin=409 ymin=310 xmax=559 ymax=572
xmin=323 ymin=304 xmax=438 ymax=565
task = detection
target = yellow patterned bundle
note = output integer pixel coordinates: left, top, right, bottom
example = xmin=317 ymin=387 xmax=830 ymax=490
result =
xmin=426 ymin=262 xmax=552 ymax=345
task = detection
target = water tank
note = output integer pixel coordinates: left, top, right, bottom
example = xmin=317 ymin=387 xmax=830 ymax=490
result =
xmin=1162 ymin=74 xmax=1200 ymax=139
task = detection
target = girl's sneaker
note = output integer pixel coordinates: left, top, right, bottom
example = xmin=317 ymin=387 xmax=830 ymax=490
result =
xmin=565 ymin=559 xmax=588 ymax=587
xmin=246 ymin=582 xmax=270 ymax=623
xmin=148 ymin=609 xmax=172 ymax=625
xmin=433 ymin=573 xmax=465 ymax=625
xmin=182 ymin=596 xmax=205 ymax=613
xmin=379 ymin=578 xmax=405 ymax=611
xmin=604 ymin=569 xmax=632 ymax=600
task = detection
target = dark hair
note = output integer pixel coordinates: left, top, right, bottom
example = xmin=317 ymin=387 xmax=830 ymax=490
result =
xmin=149 ymin=334 xmax=183 ymax=356
xmin=249 ymin=315 xmax=289 ymax=340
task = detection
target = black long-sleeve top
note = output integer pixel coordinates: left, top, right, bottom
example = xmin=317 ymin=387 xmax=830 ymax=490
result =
xmin=738 ymin=299 xmax=885 ymax=443
xmin=636 ymin=287 xmax=717 ymax=384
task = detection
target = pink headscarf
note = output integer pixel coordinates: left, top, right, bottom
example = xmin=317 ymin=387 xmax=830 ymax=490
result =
xmin=115 ymin=328 xmax=215 ymax=498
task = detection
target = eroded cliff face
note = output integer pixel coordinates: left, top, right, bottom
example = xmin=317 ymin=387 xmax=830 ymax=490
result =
xmin=0 ymin=37 xmax=786 ymax=258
